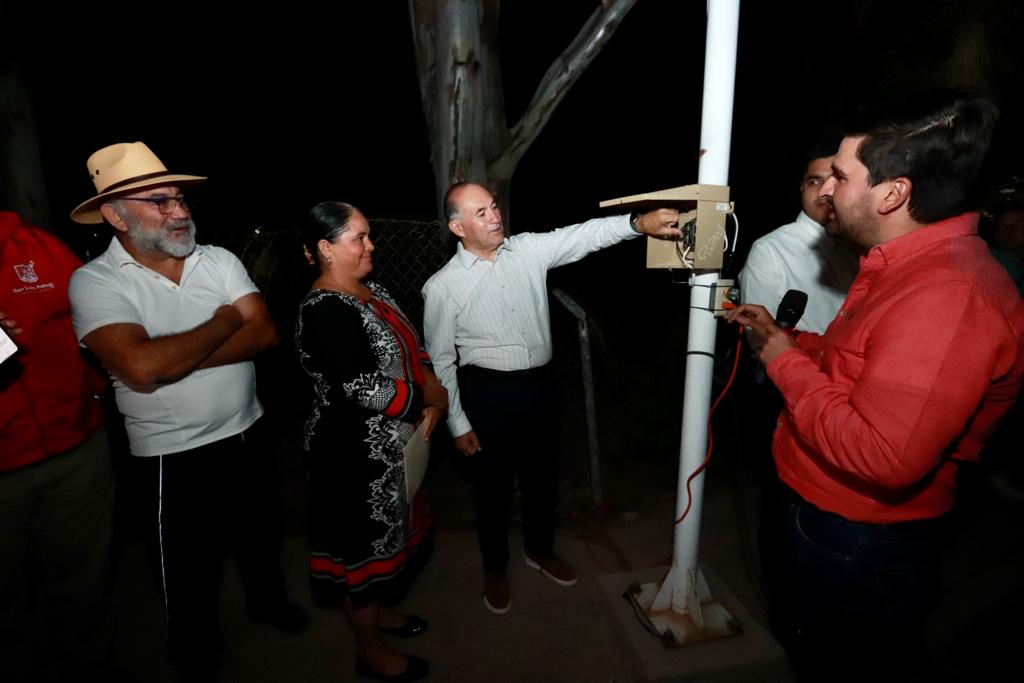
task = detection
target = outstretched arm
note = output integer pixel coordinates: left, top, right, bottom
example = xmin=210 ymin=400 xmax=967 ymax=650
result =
xmin=536 ymin=210 xmax=683 ymax=270
xmin=633 ymin=208 xmax=685 ymax=240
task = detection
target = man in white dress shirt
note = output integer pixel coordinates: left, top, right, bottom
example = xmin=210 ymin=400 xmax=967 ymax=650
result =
xmin=739 ymin=143 xmax=861 ymax=333
xmin=422 ymin=182 xmax=681 ymax=614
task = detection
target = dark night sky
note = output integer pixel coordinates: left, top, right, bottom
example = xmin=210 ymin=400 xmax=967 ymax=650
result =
xmin=8 ymin=1 xmax=1023 ymax=270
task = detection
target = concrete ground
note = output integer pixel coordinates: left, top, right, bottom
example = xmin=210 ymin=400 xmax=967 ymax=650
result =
xmin=107 ymin=434 xmax=790 ymax=683
xmin=105 ymin=430 xmax=1024 ymax=683
xmin=105 ymin=311 xmax=1024 ymax=682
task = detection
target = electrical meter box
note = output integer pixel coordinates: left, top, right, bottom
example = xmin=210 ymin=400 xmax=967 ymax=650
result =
xmin=599 ymin=183 xmax=731 ymax=270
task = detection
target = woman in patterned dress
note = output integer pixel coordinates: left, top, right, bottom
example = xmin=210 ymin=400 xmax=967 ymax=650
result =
xmin=295 ymin=202 xmax=447 ymax=682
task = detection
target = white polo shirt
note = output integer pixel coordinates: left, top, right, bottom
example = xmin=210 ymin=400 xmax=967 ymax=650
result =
xmin=69 ymin=237 xmax=263 ymax=456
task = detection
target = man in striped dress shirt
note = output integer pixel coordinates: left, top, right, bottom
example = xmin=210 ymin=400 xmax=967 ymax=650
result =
xmin=422 ymin=182 xmax=681 ymax=614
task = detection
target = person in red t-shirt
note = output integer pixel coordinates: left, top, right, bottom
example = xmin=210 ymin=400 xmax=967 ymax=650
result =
xmin=0 ymin=211 xmax=115 ymax=683
xmin=728 ymin=91 xmax=1024 ymax=681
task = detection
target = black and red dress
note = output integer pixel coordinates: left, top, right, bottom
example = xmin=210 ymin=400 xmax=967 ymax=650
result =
xmin=295 ymin=281 xmax=432 ymax=607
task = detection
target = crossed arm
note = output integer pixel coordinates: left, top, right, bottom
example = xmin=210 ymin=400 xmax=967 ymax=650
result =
xmin=81 ymin=293 xmax=278 ymax=391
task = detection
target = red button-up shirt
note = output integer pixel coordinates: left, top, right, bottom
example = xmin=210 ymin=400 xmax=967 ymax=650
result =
xmin=768 ymin=213 xmax=1024 ymax=523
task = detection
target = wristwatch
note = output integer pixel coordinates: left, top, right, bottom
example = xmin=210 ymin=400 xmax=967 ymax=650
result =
xmin=629 ymin=212 xmax=641 ymax=233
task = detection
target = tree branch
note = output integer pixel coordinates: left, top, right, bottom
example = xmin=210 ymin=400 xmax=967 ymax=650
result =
xmin=408 ymin=0 xmax=439 ymax=126
xmin=489 ymin=0 xmax=639 ymax=179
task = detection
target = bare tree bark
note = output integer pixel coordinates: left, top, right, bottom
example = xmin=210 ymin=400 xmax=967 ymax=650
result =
xmin=409 ymin=0 xmax=503 ymax=235
xmin=409 ymin=0 xmax=638 ymax=239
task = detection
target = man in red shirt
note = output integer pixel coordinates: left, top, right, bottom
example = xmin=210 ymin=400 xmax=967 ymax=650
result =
xmin=728 ymin=91 xmax=1024 ymax=680
xmin=0 ymin=212 xmax=114 ymax=682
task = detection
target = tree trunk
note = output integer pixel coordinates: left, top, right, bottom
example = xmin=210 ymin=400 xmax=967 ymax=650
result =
xmin=409 ymin=0 xmax=505 ymax=240
xmin=409 ymin=0 xmax=638 ymax=241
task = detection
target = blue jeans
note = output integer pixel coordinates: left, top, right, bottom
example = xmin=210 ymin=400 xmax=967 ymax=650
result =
xmin=768 ymin=485 xmax=945 ymax=682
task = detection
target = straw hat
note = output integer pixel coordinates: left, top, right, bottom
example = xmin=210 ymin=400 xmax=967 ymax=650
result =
xmin=71 ymin=142 xmax=206 ymax=224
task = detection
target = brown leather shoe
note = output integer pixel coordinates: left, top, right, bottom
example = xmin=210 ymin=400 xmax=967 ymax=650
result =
xmin=525 ymin=553 xmax=579 ymax=586
xmin=482 ymin=570 xmax=511 ymax=614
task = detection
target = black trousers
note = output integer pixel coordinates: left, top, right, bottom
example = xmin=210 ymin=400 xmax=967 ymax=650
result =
xmin=0 ymin=427 xmax=114 ymax=683
xmin=767 ymin=483 xmax=946 ymax=682
xmin=458 ymin=364 xmax=559 ymax=572
xmin=138 ymin=419 xmax=289 ymax=680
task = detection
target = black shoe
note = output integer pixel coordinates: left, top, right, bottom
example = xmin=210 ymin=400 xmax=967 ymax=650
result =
xmin=355 ymin=655 xmax=429 ymax=682
xmin=379 ymin=615 xmax=427 ymax=638
xmin=249 ymin=601 xmax=309 ymax=635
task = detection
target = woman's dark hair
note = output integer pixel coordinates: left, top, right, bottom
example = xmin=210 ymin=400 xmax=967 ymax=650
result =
xmin=302 ymin=201 xmax=360 ymax=266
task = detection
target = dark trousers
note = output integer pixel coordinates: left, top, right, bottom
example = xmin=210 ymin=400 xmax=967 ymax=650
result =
xmin=0 ymin=427 xmax=114 ymax=683
xmin=458 ymin=364 xmax=559 ymax=572
xmin=139 ymin=419 xmax=288 ymax=681
xmin=767 ymin=484 xmax=945 ymax=682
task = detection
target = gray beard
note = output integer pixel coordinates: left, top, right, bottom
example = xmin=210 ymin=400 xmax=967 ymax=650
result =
xmin=126 ymin=217 xmax=197 ymax=258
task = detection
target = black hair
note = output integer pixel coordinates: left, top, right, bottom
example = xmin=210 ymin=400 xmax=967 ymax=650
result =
xmin=302 ymin=201 xmax=360 ymax=266
xmin=796 ymin=135 xmax=842 ymax=185
xmin=803 ymin=137 xmax=841 ymax=170
xmin=844 ymin=89 xmax=999 ymax=224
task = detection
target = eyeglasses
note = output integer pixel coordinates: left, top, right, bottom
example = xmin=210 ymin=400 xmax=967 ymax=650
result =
xmin=119 ymin=194 xmax=194 ymax=214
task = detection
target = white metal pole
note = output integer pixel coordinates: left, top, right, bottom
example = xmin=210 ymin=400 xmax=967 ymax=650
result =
xmin=652 ymin=0 xmax=739 ymax=614
xmin=697 ymin=0 xmax=739 ymax=186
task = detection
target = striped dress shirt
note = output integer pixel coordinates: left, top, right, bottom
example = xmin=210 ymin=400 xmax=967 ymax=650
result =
xmin=422 ymin=214 xmax=637 ymax=437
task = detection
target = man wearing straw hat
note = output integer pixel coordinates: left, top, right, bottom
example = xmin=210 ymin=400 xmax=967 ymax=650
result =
xmin=67 ymin=142 xmax=305 ymax=681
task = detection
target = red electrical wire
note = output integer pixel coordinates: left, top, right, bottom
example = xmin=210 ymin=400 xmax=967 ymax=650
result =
xmin=675 ymin=330 xmax=744 ymax=525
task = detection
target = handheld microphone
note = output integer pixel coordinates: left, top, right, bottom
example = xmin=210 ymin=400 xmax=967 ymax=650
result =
xmin=753 ymin=289 xmax=808 ymax=384
xmin=775 ymin=290 xmax=808 ymax=331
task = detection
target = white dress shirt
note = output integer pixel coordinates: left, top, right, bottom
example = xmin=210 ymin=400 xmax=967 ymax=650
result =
xmin=739 ymin=211 xmax=861 ymax=334
xmin=423 ymin=215 xmax=637 ymax=437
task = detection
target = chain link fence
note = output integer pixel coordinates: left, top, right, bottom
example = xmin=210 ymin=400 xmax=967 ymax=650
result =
xmin=230 ymin=219 xmax=450 ymax=330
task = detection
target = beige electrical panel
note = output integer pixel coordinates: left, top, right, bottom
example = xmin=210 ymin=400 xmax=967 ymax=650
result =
xmin=599 ymin=183 xmax=731 ymax=270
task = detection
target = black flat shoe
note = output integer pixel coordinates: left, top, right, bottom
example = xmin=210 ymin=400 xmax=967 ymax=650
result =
xmin=355 ymin=655 xmax=429 ymax=682
xmin=379 ymin=615 xmax=427 ymax=638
